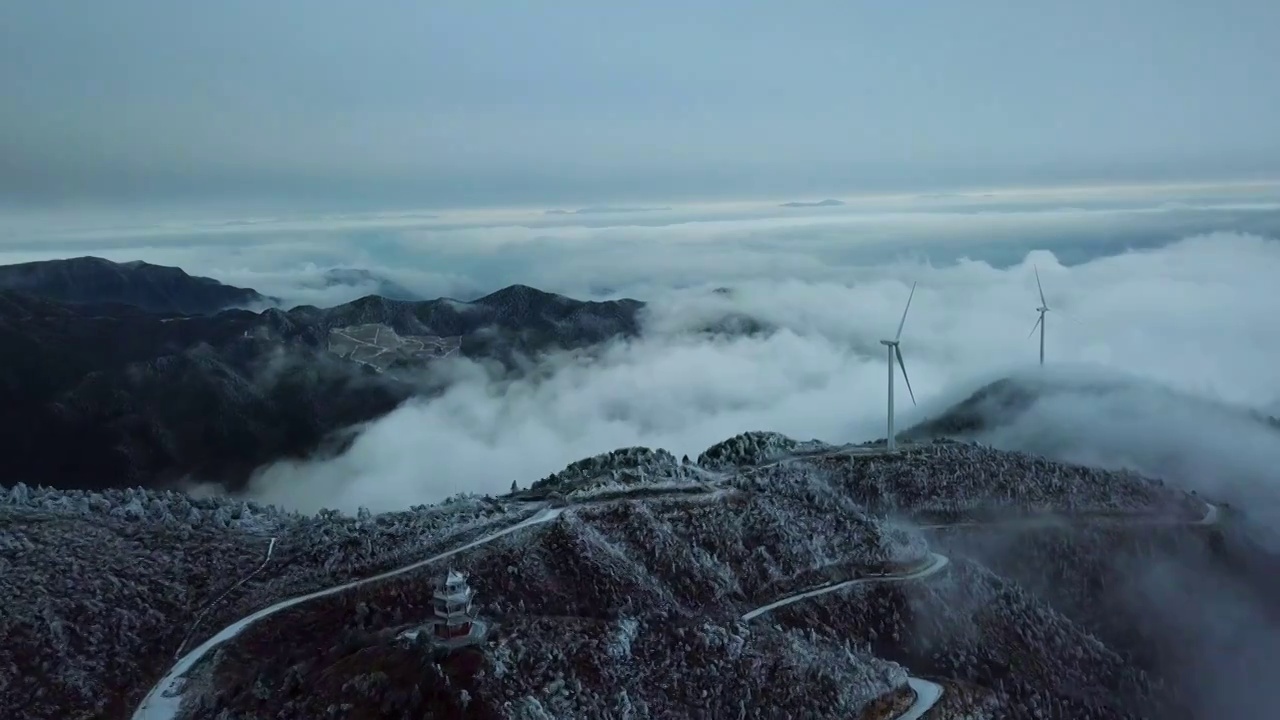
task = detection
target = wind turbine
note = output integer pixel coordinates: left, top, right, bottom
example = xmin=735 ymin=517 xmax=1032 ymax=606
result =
xmin=880 ymin=282 xmax=917 ymax=452
xmin=1028 ymin=266 xmax=1049 ymax=366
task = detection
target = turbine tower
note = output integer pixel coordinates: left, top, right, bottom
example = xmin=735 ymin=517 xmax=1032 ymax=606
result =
xmin=1027 ymin=266 xmax=1049 ymax=366
xmin=880 ymin=282 xmax=917 ymax=452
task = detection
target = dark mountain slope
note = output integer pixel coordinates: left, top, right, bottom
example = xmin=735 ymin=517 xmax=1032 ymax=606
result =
xmin=0 ymin=256 xmax=269 ymax=314
xmin=288 ymin=284 xmax=643 ymax=364
xmin=0 ymin=284 xmax=645 ymax=493
xmin=27 ymin=344 xmax=414 ymax=491
xmin=0 ymin=291 xmax=260 ymax=394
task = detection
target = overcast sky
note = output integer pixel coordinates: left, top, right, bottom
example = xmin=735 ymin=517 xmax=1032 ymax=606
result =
xmin=3 ymin=1 xmax=1279 ymax=208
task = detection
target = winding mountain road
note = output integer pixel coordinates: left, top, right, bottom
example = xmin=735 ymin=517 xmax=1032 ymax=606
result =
xmin=132 ymin=506 xmax=563 ymax=720
xmin=740 ymin=552 xmax=951 ymax=719
xmin=735 ymin=501 xmax=1221 ymax=719
xmin=133 ymin=499 xmax=1223 ymax=720
xmin=900 ymin=678 xmax=944 ymax=720
xmin=742 ymin=552 xmax=951 ymax=622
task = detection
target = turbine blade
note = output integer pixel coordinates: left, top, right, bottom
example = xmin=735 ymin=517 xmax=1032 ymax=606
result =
xmin=894 ymin=281 xmax=917 ymax=342
xmin=1034 ymin=265 xmax=1047 ymax=307
xmin=895 ymin=345 xmax=916 ymax=405
xmin=1028 ymin=314 xmax=1042 ymax=339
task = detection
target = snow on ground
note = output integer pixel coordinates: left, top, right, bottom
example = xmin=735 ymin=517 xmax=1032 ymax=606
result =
xmin=132 ymin=506 xmax=563 ymax=720
xmin=31 ymin=430 xmax=1219 ymax=720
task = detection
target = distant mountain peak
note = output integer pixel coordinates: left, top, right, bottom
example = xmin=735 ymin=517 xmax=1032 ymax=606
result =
xmin=543 ymin=206 xmax=669 ymax=215
xmin=318 ymin=268 xmax=422 ymax=302
xmin=0 ymin=256 xmax=266 ymax=315
xmin=473 ymin=284 xmax=565 ymax=306
xmin=780 ymin=199 xmax=845 ymax=208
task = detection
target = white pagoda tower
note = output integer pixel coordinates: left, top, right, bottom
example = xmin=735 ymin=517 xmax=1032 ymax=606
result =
xmin=399 ymin=568 xmax=489 ymax=652
xmin=433 ymin=570 xmax=478 ymax=640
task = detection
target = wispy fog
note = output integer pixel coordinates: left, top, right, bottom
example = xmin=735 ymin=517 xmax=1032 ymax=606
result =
xmin=234 ymin=229 xmax=1280 ymax=517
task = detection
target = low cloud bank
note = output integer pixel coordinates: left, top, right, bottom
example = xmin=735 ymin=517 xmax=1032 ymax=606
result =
xmin=5 ymin=188 xmax=1279 ymax=309
xmin=247 ymin=232 xmax=1280 ymax=515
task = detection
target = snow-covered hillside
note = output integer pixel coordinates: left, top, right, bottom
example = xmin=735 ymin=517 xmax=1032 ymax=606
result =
xmin=0 ymin=432 xmax=1257 ymax=719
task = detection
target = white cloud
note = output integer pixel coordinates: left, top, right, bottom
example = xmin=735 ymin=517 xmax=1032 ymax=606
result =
xmin=4 ymin=182 xmax=1277 ymax=308
xmin=246 ymin=231 xmax=1280 ymax=517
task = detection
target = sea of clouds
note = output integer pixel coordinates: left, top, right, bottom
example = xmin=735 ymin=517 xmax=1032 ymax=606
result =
xmin=225 ymin=207 xmax=1279 ymax=519
xmin=4 ymin=188 xmax=1279 ymax=517
xmin=242 ymin=229 xmax=1280 ymax=517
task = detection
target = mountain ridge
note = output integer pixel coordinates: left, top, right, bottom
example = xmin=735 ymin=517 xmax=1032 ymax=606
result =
xmin=0 ymin=256 xmax=271 ymax=315
xmin=0 ymin=259 xmax=647 ymax=494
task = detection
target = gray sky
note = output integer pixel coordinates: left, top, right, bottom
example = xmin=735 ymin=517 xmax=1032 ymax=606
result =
xmin=3 ymin=0 xmax=1278 ymax=208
